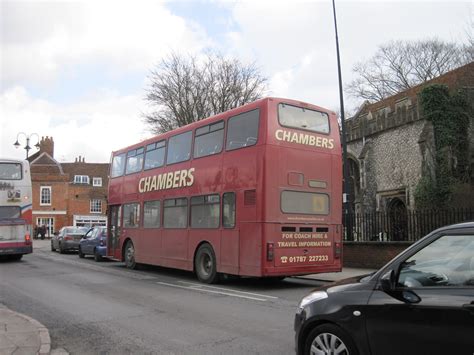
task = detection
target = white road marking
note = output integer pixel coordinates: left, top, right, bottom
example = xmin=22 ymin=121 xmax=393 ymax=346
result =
xmin=177 ymin=281 xmax=279 ymax=299
xmin=156 ymin=282 xmax=269 ymax=301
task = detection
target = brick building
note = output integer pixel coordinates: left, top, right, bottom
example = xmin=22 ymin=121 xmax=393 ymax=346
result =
xmin=28 ymin=137 xmax=109 ymax=236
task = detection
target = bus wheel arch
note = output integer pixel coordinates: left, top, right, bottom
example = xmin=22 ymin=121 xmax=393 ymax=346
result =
xmin=194 ymin=242 xmax=220 ymax=284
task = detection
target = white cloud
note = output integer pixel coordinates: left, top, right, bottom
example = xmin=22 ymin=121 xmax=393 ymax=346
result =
xmin=1 ymin=0 xmax=212 ymax=88
xmin=0 ymin=86 xmax=151 ymax=163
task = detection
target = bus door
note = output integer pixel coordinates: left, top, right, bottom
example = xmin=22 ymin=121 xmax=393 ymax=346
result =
xmin=219 ymin=192 xmax=239 ymax=274
xmin=108 ymin=205 xmax=122 ymax=259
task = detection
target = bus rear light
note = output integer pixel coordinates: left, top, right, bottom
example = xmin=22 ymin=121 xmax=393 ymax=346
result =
xmin=335 ymin=242 xmax=342 ymax=259
xmin=25 ymin=233 xmax=31 ymax=245
xmin=266 ymin=242 xmax=274 ymax=261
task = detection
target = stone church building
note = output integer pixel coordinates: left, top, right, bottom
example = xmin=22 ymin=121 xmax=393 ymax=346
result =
xmin=345 ymin=62 xmax=474 ymax=216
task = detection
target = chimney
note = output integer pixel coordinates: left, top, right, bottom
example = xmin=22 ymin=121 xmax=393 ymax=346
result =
xmin=39 ymin=136 xmax=54 ymax=157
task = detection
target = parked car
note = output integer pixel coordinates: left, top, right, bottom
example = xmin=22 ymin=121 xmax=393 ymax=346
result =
xmin=51 ymin=226 xmax=89 ymax=253
xmin=294 ymin=222 xmax=474 ymax=355
xmin=78 ymin=226 xmax=107 ymax=261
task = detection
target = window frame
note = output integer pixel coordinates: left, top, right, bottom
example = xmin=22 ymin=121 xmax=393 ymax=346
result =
xmin=90 ymin=199 xmax=102 ymax=214
xmin=222 ymin=192 xmax=236 ymax=229
xmin=396 ymin=233 xmax=474 ymax=289
xmin=125 ymin=147 xmax=145 ymax=175
xmin=225 ymin=109 xmax=260 ymax=152
xmin=277 ymin=103 xmax=331 ymax=135
xmin=144 ymin=140 xmax=167 ymax=171
xmin=166 ymin=131 xmax=193 ymax=165
xmin=280 ymin=190 xmax=330 ymax=215
xmin=123 ymin=203 xmax=140 ymax=228
xmin=111 ymin=153 xmax=126 ymax=178
xmin=163 ymin=197 xmax=188 ymax=229
xmin=190 ymin=194 xmax=220 ymax=229
xmin=193 ymin=121 xmax=225 ymax=159
xmin=143 ymin=200 xmax=161 ymax=228
xmin=40 ymin=186 xmax=52 ymax=206
xmin=92 ymin=177 xmax=103 ymax=187
xmin=74 ymin=175 xmax=90 ymax=184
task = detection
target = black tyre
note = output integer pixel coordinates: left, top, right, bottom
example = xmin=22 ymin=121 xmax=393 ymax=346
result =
xmin=94 ymin=248 xmax=103 ymax=262
xmin=58 ymin=243 xmax=64 ymax=254
xmin=10 ymin=254 xmax=23 ymax=261
xmin=51 ymin=242 xmax=56 ymax=252
xmin=78 ymin=247 xmax=85 ymax=258
xmin=124 ymin=241 xmax=137 ymax=269
xmin=194 ymin=244 xmax=219 ymax=284
xmin=304 ymin=324 xmax=358 ymax=355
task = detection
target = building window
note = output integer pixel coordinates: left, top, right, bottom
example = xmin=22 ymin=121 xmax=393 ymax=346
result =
xmin=40 ymin=186 xmax=51 ymax=206
xmin=92 ymin=177 xmax=102 ymax=187
xmin=90 ymin=199 xmax=102 ymax=213
xmin=74 ymin=175 xmax=90 ymax=184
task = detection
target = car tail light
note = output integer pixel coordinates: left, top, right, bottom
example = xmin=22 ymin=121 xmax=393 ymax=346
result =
xmin=99 ymin=239 xmax=105 ymax=247
xmin=64 ymin=235 xmax=73 ymax=241
xmin=266 ymin=242 xmax=274 ymax=261
xmin=335 ymin=242 xmax=342 ymax=259
xmin=25 ymin=233 xmax=31 ymax=245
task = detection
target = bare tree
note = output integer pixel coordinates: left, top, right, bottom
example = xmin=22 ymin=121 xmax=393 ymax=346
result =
xmin=346 ymin=38 xmax=472 ymax=102
xmin=144 ymin=53 xmax=268 ymax=134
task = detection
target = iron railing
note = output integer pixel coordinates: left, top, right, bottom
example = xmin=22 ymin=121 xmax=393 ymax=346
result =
xmin=343 ymin=208 xmax=474 ymax=242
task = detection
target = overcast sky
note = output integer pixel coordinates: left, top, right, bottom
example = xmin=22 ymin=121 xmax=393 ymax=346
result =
xmin=1 ymin=0 xmax=471 ymax=163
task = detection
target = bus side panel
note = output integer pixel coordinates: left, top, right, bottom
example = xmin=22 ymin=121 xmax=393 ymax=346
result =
xmin=239 ymin=222 xmax=262 ymax=276
xmin=219 ymin=229 xmax=239 ymax=274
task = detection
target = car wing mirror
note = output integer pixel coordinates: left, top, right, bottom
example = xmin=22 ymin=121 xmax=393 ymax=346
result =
xmin=380 ymin=270 xmax=421 ymax=304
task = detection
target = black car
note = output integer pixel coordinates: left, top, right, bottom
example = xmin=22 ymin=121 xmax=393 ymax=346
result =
xmin=295 ymin=222 xmax=474 ymax=355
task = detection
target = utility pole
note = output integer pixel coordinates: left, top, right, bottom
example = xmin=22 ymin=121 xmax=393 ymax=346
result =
xmin=332 ymin=0 xmax=353 ymax=240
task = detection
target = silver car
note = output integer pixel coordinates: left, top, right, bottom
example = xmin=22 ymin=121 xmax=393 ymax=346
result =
xmin=51 ymin=226 xmax=89 ymax=253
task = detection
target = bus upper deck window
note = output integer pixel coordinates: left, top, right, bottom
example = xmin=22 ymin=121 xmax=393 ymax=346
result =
xmin=111 ymin=153 xmax=126 ymax=178
xmin=278 ymin=103 xmax=330 ymax=134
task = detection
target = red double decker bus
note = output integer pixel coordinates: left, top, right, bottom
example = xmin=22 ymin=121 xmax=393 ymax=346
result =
xmin=107 ymin=97 xmax=342 ymax=283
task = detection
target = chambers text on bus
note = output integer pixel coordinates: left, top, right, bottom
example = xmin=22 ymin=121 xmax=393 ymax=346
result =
xmin=138 ymin=168 xmax=195 ymax=193
xmin=275 ymin=129 xmax=335 ymax=149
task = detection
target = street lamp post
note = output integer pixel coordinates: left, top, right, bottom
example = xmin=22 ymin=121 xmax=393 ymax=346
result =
xmin=13 ymin=132 xmax=40 ymax=159
xmin=332 ymin=0 xmax=353 ymax=240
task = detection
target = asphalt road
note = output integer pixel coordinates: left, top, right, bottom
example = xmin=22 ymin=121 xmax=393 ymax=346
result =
xmin=0 ymin=240 xmax=327 ymax=354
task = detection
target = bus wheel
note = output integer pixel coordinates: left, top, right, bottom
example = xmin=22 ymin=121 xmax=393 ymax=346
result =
xmin=195 ymin=244 xmax=219 ymax=284
xmin=124 ymin=241 xmax=137 ymax=269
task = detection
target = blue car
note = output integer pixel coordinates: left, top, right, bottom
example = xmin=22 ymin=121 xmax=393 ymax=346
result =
xmin=78 ymin=226 xmax=107 ymax=261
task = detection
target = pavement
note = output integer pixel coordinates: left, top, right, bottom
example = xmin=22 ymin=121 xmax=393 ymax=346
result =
xmin=1 ymin=239 xmax=375 ymax=355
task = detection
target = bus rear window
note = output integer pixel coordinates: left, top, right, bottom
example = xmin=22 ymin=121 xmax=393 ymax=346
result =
xmin=0 ymin=163 xmax=22 ymax=180
xmin=281 ymin=191 xmax=329 ymax=215
xmin=0 ymin=206 xmax=21 ymax=219
xmin=278 ymin=103 xmax=329 ymax=134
